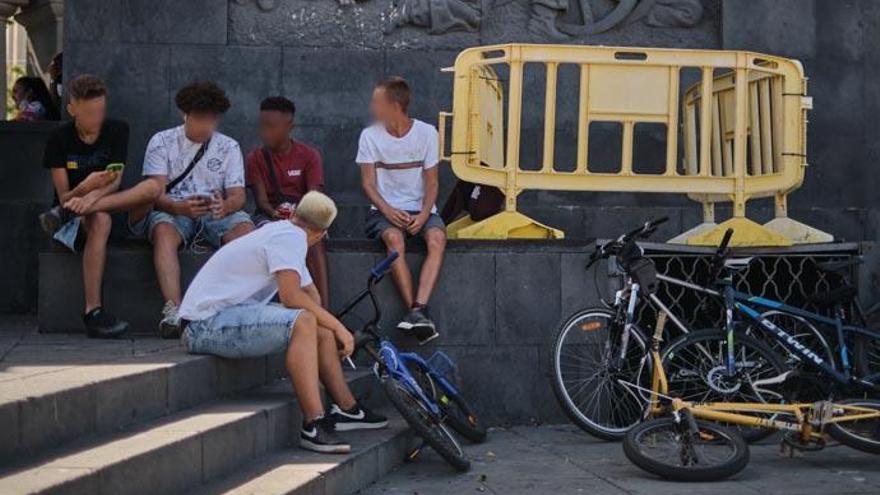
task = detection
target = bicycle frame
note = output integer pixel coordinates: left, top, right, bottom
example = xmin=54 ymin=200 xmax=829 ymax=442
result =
xmin=333 ymin=268 xmax=464 ymax=420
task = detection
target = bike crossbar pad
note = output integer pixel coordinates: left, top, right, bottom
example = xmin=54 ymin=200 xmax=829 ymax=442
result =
xmin=371 ymin=251 xmax=399 ymax=278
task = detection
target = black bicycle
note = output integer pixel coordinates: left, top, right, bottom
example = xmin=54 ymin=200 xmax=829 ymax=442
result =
xmin=335 ymin=252 xmax=486 ymax=471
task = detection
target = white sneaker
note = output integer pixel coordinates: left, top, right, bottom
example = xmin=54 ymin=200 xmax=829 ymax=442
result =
xmin=159 ymin=300 xmax=181 ymax=339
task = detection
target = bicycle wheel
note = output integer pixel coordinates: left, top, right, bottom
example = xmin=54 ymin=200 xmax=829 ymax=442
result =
xmin=662 ymin=329 xmax=788 ymax=442
xmin=826 ymin=399 xmax=880 ymax=454
xmin=551 ymin=308 xmax=651 ymax=440
xmin=854 ymin=334 xmax=880 ymax=392
xmin=745 ymin=311 xmax=836 ymax=401
xmin=623 ymin=416 xmax=749 ymax=482
xmin=382 ymin=377 xmax=470 ymax=471
xmin=410 ymin=366 xmax=487 ymax=443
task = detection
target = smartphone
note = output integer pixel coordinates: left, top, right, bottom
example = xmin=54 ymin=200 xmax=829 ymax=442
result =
xmin=105 ymin=163 xmax=124 ymax=173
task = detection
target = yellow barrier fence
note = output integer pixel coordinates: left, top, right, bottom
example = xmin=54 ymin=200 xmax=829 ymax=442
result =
xmin=438 ymin=44 xmax=829 ymax=246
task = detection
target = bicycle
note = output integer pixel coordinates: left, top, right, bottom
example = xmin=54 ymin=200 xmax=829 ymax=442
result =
xmin=334 ymin=252 xmax=486 ymax=472
xmin=551 ymin=218 xmax=786 ymax=441
xmin=622 ymin=313 xmax=880 ymax=481
xmin=662 ymin=228 xmax=880 ymax=407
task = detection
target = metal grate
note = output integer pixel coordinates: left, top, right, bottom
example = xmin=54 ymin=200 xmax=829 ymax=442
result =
xmin=623 ymin=244 xmax=860 ymax=333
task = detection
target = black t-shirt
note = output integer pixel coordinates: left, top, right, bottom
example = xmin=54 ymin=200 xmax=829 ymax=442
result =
xmin=42 ymin=119 xmax=130 ymax=197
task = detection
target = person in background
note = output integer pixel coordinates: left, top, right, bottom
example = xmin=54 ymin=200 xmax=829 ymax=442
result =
xmin=47 ymin=52 xmax=63 ymax=108
xmin=39 ymin=75 xmax=132 ymax=338
xmin=179 ymin=191 xmax=387 ymax=454
xmin=245 ymin=96 xmax=329 ymax=308
xmin=357 ymin=77 xmax=445 ymax=344
xmin=144 ymin=81 xmax=255 ymax=338
xmin=12 ymin=76 xmax=59 ymax=121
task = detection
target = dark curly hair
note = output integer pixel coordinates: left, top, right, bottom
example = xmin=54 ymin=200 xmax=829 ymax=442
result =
xmin=260 ymin=96 xmax=296 ymax=118
xmin=175 ymin=81 xmax=231 ymax=115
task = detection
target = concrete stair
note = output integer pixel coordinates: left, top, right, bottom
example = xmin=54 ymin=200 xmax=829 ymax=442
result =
xmin=0 ymin=328 xmax=412 ymax=495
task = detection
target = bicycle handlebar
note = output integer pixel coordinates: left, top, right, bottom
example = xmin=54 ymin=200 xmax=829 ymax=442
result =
xmin=585 ymin=217 xmax=668 ymax=270
xmin=370 ymin=251 xmax=399 ymax=279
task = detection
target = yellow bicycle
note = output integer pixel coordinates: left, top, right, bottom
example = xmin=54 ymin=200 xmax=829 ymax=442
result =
xmin=622 ymin=313 xmax=880 ymax=481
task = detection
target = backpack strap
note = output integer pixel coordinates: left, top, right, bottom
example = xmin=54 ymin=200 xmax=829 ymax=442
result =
xmin=261 ymin=146 xmax=296 ymax=204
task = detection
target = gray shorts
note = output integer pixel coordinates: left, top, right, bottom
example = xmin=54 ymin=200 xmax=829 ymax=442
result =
xmin=182 ymin=303 xmax=303 ymax=358
xmin=365 ymin=210 xmax=446 ymax=239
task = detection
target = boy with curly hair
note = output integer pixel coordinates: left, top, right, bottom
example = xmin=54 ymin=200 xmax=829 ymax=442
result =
xmin=143 ymin=81 xmax=255 ymax=337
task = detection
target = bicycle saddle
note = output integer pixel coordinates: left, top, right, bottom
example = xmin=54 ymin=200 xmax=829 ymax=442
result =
xmin=808 ymin=285 xmax=858 ymax=307
xmin=723 ymin=257 xmax=753 ymax=271
xmin=816 ymin=258 xmax=862 ymax=274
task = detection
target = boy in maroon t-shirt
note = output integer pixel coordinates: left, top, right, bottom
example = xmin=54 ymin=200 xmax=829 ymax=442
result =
xmin=245 ymin=96 xmax=329 ymax=307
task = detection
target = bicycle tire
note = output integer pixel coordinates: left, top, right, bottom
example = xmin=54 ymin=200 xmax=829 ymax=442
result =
xmin=550 ymin=308 xmax=651 ymax=441
xmin=382 ymin=377 xmax=471 ymax=471
xmin=826 ymin=398 xmax=880 ymax=454
xmin=662 ymin=329 xmax=788 ymax=443
xmin=410 ymin=366 xmax=487 ymax=443
xmin=623 ymin=417 xmax=750 ymax=482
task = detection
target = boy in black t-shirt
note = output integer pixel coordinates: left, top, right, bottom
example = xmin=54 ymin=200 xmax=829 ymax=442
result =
xmin=40 ymin=75 xmax=162 ymax=338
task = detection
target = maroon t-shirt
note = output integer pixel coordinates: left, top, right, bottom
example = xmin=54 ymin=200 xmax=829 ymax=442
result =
xmin=245 ymin=139 xmax=324 ymax=207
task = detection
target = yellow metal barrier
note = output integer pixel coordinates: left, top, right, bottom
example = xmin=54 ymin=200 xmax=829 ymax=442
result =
xmin=438 ymin=44 xmax=828 ymax=246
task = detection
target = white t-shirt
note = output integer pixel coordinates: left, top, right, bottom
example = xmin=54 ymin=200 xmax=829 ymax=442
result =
xmin=179 ymin=221 xmax=313 ymax=321
xmin=143 ymin=125 xmax=245 ymax=200
xmin=356 ymin=119 xmax=439 ymax=213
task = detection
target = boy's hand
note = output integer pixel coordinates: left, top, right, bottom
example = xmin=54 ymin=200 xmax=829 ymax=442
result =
xmin=211 ymin=195 xmax=229 ymax=219
xmin=407 ymin=212 xmax=429 ymax=235
xmin=334 ymin=326 xmax=355 ymax=359
xmin=78 ymin=170 xmax=118 ymax=194
xmin=64 ymin=190 xmax=100 ymax=215
xmin=382 ymin=207 xmax=411 ymax=229
xmin=178 ymin=198 xmax=211 ymax=218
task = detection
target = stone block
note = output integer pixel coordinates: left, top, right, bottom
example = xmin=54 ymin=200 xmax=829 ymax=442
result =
xmin=282 ymin=47 xmax=384 ymax=128
xmin=65 ymin=0 xmax=122 ymax=43
xmin=201 ymin=412 xmax=263 ymax=481
xmin=384 ymin=50 xmax=458 ymax=123
xmin=427 ymin=252 xmax=495 ymax=346
xmin=293 ymin=125 xmax=366 ymax=200
xmin=167 ymin=356 xmax=219 ymax=412
xmin=495 ymin=252 xmax=560 ymax=345
xmin=97 ymin=433 xmax=203 ymax=495
xmin=560 ymin=252 xmax=606 ymax=320
xmin=95 ymin=368 xmax=169 ymax=433
xmin=120 ymin=0 xmax=227 ymax=45
xmin=722 ymin=0 xmax=817 ymax=59
xmin=18 ymin=384 xmax=95 ymax=456
xmin=0 ymin=400 xmax=20 ymax=460
xmin=216 ymin=357 xmax=268 ymax=396
xmin=168 ymin=45 xmax=283 ymax=127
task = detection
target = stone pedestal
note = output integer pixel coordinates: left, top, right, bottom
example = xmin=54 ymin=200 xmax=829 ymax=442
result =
xmin=14 ymin=0 xmax=63 ymax=74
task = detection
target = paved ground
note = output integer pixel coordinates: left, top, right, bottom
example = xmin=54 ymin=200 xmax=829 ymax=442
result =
xmin=361 ymin=424 xmax=880 ymax=495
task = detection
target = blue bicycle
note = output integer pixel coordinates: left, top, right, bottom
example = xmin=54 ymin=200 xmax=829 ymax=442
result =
xmin=335 ymin=252 xmax=486 ymax=472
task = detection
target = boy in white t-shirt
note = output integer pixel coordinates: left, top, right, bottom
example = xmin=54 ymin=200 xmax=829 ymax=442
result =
xmin=357 ymin=77 xmax=445 ymax=344
xmin=179 ymin=191 xmax=387 ymax=454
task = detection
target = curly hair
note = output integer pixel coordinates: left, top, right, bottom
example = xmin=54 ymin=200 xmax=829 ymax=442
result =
xmin=68 ymin=74 xmax=106 ymax=101
xmin=175 ymin=81 xmax=231 ymax=115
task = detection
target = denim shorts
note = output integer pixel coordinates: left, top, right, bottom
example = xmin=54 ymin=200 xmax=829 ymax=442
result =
xmin=365 ymin=210 xmax=446 ymax=239
xmin=181 ymin=303 xmax=303 ymax=358
xmin=147 ymin=210 xmax=253 ymax=247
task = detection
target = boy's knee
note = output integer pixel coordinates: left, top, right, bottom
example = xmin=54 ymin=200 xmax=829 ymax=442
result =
xmin=85 ymin=211 xmax=112 ymax=234
xmin=425 ymin=229 xmax=446 ymax=251
xmin=293 ymin=310 xmax=317 ymax=335
xmin=382 ymin=229 xmax=405 ymax=251
xmin=152 ymin=223 xmax=181 ymax=248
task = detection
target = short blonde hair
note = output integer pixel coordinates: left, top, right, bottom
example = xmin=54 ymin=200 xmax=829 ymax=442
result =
xmin=296 ymin=191 xmax=337 ymax=230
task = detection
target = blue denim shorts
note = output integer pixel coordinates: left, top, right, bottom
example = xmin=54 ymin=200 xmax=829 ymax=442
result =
xmin=364 ymin=210 xmax=446 ymax=239
xmin=147 ymin=210 xmax=253 ymax=247
xmin=181 ymin=303 xmax=303 ymax=358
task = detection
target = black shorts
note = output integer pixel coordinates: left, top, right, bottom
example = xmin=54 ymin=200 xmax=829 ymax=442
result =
xmin=364 ymin=210 xmax=446 ymax=239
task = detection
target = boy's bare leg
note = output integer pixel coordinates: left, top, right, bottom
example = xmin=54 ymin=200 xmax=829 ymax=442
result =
xmin=81 ymin=212 xmax=112 ymax=313
xmin=381 ymin=228 xmax=414 ymax=308
xmin=83 ymin=178 xmax=162 ymax=216
xmin=152 ymin=223 xmax=183 ymax=305
xmin=415 ymin=228 xmax=446 ymax=305
xmin=287 ymin=311 xmax=325 ymax=420
xmin=307 ymin=240 xmax=330 ymax=308
xmin=317 ymin=327 xmax=357 ymax=410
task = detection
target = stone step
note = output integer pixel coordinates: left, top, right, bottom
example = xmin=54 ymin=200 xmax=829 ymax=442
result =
xmin=0 ymin=333 xmax=288 ymax=463
xmin=0 ymin=372 xmax=386 ymax=495
xmin=193 ymin=416 xmax=412 ymax=495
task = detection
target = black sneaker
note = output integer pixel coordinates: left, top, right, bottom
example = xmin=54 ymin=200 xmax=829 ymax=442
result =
xmin=397 ymin=306 xmax=439 ymax=345
xmin=39 ymin=206 xmax=73 ymax=236
xmin=328 ymin=403 xmax=389 ymax=431
xmin=83 ymin=307 xmax=129 ymax=339
xmin=300 ymin=416 xmax=351 ymax=454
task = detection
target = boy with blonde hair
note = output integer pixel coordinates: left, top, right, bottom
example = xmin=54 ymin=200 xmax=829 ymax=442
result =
xmin=179 ymin=191 xmax=386 ymax=454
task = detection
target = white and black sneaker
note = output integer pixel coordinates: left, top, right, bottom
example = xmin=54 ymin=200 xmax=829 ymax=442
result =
xmin=397 ymin=306 xmax=439 ymax=345
xmin=328 ymin=403 xmax=389 ymax=431
xmin=300 ymin=416 xmax=351 ymax=454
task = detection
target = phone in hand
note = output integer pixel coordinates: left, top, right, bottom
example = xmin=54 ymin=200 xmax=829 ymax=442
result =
xmin=105 ymin=163 xmax=124 ymax=173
